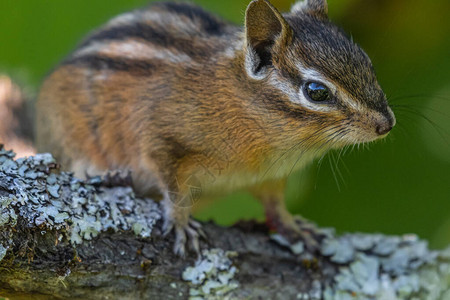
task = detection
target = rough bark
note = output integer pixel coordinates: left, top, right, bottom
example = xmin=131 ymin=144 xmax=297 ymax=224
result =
xmin=0 ymin=147 xmax=449 ymax=300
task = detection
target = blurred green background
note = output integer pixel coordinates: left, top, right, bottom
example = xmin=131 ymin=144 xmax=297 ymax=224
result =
xmin=1 ymin=0 xmax=449 ymax=248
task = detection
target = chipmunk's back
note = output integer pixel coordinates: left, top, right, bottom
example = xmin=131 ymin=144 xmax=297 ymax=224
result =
xmin=36 ymin=3 xmax=241 ymax=191
xmin=68 ymin=3 xmax=237 ymax=66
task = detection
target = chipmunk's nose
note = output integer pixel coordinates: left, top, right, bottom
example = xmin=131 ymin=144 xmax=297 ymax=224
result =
xmin=375 ymin=107 xmax=395 ymax=136
xmin=376 ymin=122 xmax=392 ymax=135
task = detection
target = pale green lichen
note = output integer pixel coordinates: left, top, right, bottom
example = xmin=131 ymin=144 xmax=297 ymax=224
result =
xmin=0 ymin=244 xmax=7 ymax=261
xmin=1 ymin=147 xmax=450 ymax=299
xmin=322 ymin=234 xmax=450 ymax=299
xmin=296 ymin=280 xmax=322 ymax=300
xmin=182 ymin=248 xmax=239 ymax=300
xmin=0 ymin=147 xmax=161 ymax=263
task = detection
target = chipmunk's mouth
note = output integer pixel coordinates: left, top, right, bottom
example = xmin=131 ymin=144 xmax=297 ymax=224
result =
xmin=344 ymin=106 xmax=396 ymax=144
xmin=336 ymin=128 xmax=390 ymax=147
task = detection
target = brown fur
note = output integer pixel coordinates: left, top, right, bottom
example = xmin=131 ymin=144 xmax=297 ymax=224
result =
xmin=36 ymin=0 xmax=395 ymax=255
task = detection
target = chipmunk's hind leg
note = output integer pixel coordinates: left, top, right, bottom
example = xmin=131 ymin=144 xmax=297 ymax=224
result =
xmin=251 ymin=179 xmax=326 ymax=253
xmin=161 ymin=192 xmax=205 ymax=257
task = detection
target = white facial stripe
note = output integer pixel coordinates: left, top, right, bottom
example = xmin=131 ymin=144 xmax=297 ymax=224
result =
xmin=296 ymin=63 xmax=364 ymax=112
xmin=268 ymin=70 xmax=333 ymax=113
xmin=296 ymin=66 xmax=337 ymax=94
xmin=276 ymin=64 xmax=335 ymax=112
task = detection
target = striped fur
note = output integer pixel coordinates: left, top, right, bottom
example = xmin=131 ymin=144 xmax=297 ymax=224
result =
xmin=36 ymin=0 xmax=395 ymax=255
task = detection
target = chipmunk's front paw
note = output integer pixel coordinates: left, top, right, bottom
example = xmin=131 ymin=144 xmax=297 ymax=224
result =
xmin=291 ymin=216 xmax=328 ymax=252
xmin=268 ymin=214 xmax=327 ymax=253
xmin=163 ymin=217 xmax=204 ymax=257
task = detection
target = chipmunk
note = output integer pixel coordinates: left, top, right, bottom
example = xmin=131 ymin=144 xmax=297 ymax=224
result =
xmin=36 ymin=0 xmax=395 ymax=256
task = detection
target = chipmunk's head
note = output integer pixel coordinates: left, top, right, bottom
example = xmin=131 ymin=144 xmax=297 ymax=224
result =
xmin=244 ymin=0 xmax=395 ymax=149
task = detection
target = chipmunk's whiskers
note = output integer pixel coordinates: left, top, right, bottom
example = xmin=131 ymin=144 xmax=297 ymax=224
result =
xmin=313 ymin=125 xmax=352 ymax=190
xmin=389 ymin=94 xmax=450 ymax=103
xmin=289 ymin=124 xmax=350 ymax=189
xmin=390 ymin=104 xmax=450 ymax=147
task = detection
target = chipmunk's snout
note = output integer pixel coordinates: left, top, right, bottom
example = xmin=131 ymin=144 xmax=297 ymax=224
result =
xmin=375 ymin=107 xmax=396 ymax=136
xmin=376 ymin=121 xmax=392 ymax=136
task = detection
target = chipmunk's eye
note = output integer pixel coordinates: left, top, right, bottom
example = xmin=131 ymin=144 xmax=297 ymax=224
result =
xmin=304 ymin=82 xmax=332 ymax=103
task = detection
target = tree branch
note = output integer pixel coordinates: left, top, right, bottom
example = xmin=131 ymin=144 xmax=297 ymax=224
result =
xmin=0 ymin=146 xmax=449 ymax=300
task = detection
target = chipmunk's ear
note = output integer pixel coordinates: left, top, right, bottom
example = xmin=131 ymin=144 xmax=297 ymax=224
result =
xmin=291 ymin=0 xmax=328 ymax=20
xmin=244 ymin=0 xmax=293 ymax=79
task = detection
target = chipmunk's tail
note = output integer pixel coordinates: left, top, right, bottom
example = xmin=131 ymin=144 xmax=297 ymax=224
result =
xmin=0 ymin=75 xmax=36 ymax=157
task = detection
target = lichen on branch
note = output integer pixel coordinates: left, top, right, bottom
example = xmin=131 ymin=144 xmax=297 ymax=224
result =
xmin=0 ymin=146 xmax=449 ymax=300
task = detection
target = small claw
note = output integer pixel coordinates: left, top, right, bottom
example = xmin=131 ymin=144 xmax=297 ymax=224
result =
xmin=186 ymin=226 xmax=200 ymax=255
xmin=299 ymin=231 xmax=320 ymax=252
xmin=174 ymin=226 xmax=187 ymax=257
xmin=162 ymin=218 xmax=174 ymax=237
xmin=197 ymin=228 xmax=207 ymax=240
xmin=189 ymin=219 xmax=207 ymax=239
xmin=268 ymin=214 xmax=325 ymax=254
xmin=189 ymin=219 xmax=202 ymax=229
xmin=293 ymin=215 xmax=317 ymax=228
xmin=167 ymin=219 xmax=204 ymax=257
